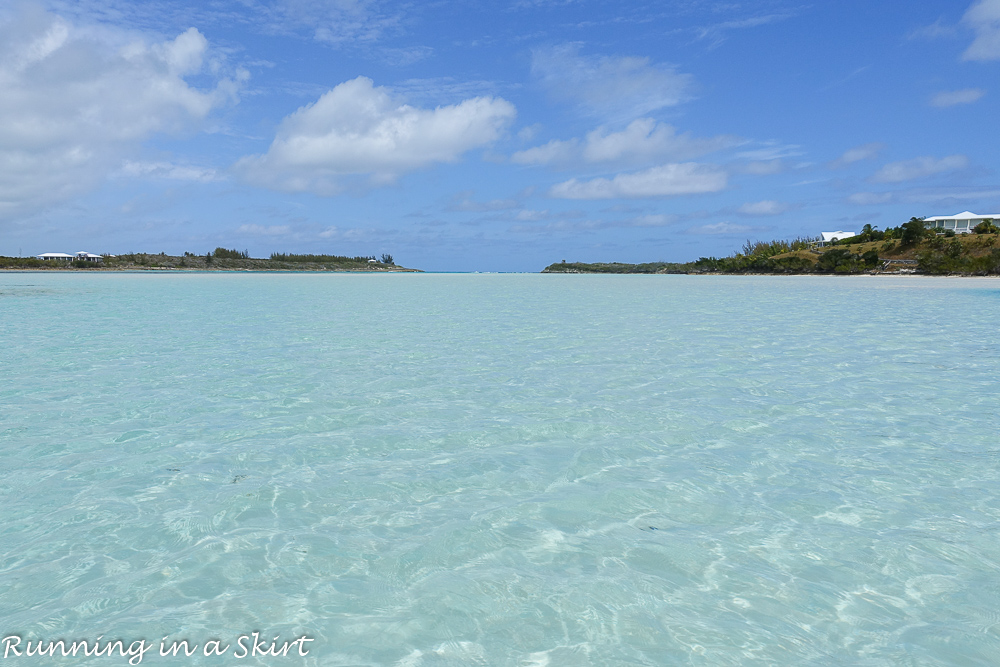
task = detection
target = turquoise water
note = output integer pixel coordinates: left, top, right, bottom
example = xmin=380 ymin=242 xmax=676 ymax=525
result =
xmin=2 ymin=273 xmax=1000 ymax=666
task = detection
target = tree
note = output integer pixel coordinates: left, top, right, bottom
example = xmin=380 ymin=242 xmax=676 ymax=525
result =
xmin=380 ymin=253 xmax=395 ymax=265
xmin=901 ymin=217 xmax=926 ymax=245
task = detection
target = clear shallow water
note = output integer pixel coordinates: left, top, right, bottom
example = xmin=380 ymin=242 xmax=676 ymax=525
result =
xmin=2 ymin=272 xmax=1000 ymax=666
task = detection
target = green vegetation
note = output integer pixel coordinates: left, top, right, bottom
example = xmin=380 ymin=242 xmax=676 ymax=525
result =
xmin=974 ymin=219 xmax=998 ymax=234
xmin=546 ymin=261 xmax=685 ymax=274
xmin=212 ymin=247 xmax=249 ymax=259
xmin=816 ymin=249 xmax=880 ymax=273
xmin=269 ymin=253 xmax=376 ymax=264
xmin=916 ymin=234 xmax=1000 ymax=274
xmin=0 ymin=257 xmax=46 ymax=269
xmin=1 ymin=249 xmax=416 ymax=272
xmin=543 ymin=225 xmax=1000 ymax=276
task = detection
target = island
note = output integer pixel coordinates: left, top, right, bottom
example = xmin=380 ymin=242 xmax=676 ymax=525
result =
xmin=543 ymin=219 xmax=1000 ymax=276
xmin=0 ymin=249 xmax=421 ymax=272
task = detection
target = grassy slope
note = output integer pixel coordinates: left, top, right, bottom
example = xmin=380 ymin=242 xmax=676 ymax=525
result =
xmin=542 ymin=233 xmax=1000 ymax=274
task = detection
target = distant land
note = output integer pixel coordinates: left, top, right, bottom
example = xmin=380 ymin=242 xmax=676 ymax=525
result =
xmin=0 ymin=249 xmax=421 ymax=272
xmin=543 ymin=222 xmax=1000 ymax=276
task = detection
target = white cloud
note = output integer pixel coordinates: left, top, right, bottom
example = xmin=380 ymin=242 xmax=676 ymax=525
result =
xmin=736 ymin=144 xmax=803 ymax=161
xmin=515 ymin=209 xmax=549 ymax=221
xmin=908 ymin=18 xmax=959 ymax=40
xmin=737 ymin=200 xmax=789 ymax=216
xmin=871 ymin=155 xmax=968 ymax=183
xmin=120 ymin=161 xmax=221 ymax=182
xmin=0 ymin=7 xmax=239 ymax=220
xmin=235 ymin=77 xmax=516 ymax=194
xmin=630 ymin=214 xmax=676 ymax=227
xmin=446 ymin=193 xmax=520 ymax=212
xmin=512 ymin=119 xmax=739 ymax=167
xmin=221 ymin=0 xmax=402 ymax=46
xmin=737 ymin=160 xmax=785 ymax=175
xmin=847 ymin=192 xmax=894 ymax=205
xmin=831 ymin=142 xmax=885 ymax=168
xmin=531 ymin=45 xmax=694 ymax=120
xmin=930 ymin=88 xmax=986 ymax=107
xmin=963 ymin=0 xmax=1000 ymax=61
xmin=517 ymin=124 xmax=542 ymax=142
xmin=46 ymin=0 xmax=403 ymax=48
xmin=550 ymin=163 xmax=727 ymax=200
xmin=687 ymin=222 xmax=758 ymax=235
xmin=582 ymin=120 xmax=738 ymax=163
xmin=695 ymin=13 xmax=794 ymax=48
xmin=511 ymin=138 xmax=578 ymax=166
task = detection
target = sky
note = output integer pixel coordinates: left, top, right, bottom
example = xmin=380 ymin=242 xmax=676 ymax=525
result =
xmin=1 ymin=0 xmax=998 ymax=272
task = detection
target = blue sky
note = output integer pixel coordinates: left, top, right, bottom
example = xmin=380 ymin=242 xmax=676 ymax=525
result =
xmin=1 ymin=0 xmax=998 ymax=271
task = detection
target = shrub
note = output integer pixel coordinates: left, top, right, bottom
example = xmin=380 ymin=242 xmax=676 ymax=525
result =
xmin=817 ymin=248 xmax=870 ymax=273
xmin=974 ymin=219 xmax=999 ymax=234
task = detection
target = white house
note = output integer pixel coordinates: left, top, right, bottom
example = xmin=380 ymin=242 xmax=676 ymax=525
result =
xmin=35 ymin=251 xmax=103 ymax=262
xmin=817 ymin=231 xmax=857 ymax=247
xmin=922 ymin=211 xmax=1000 ymax=234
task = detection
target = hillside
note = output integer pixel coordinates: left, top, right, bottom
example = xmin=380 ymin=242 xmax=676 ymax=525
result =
xmin=543 ymin=231 xmax=1000 ymax=276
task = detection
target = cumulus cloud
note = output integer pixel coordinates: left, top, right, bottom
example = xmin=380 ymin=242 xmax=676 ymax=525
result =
xmin=930 ymin=88 xmax=986 ymax=107
xmin=737 ymin=200 xmax=789 ymax=216
xmin=511 ymin=118 xmax=740 ymax=167
xmin=549 ymin=163 xmax=727 ymax=200
xmin=830 ymin=142 xmax=885 ymax=168
xmin=963 ymin=0 xmax=1000 ymax=61
xmin=511 ymin=139 xmax=577 ymax=166
xmin=870 ymin=155 xmax=968 ymax=183
xmin=0 ymin=7 xmax=239 ymax=220
xmin=531 ymin=45 xmax=694 ymax=120
xmin=847 ymin=192 xmax=894 ymax=205
xmin=235 ymin=77 xmax=515 ymax=194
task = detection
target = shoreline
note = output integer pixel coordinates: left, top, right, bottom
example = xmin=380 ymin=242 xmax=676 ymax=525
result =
xmin=541 ymin=269 xmax=1000 ymax=278
xmin=0 ymin=267 xmax=422 ymax=273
